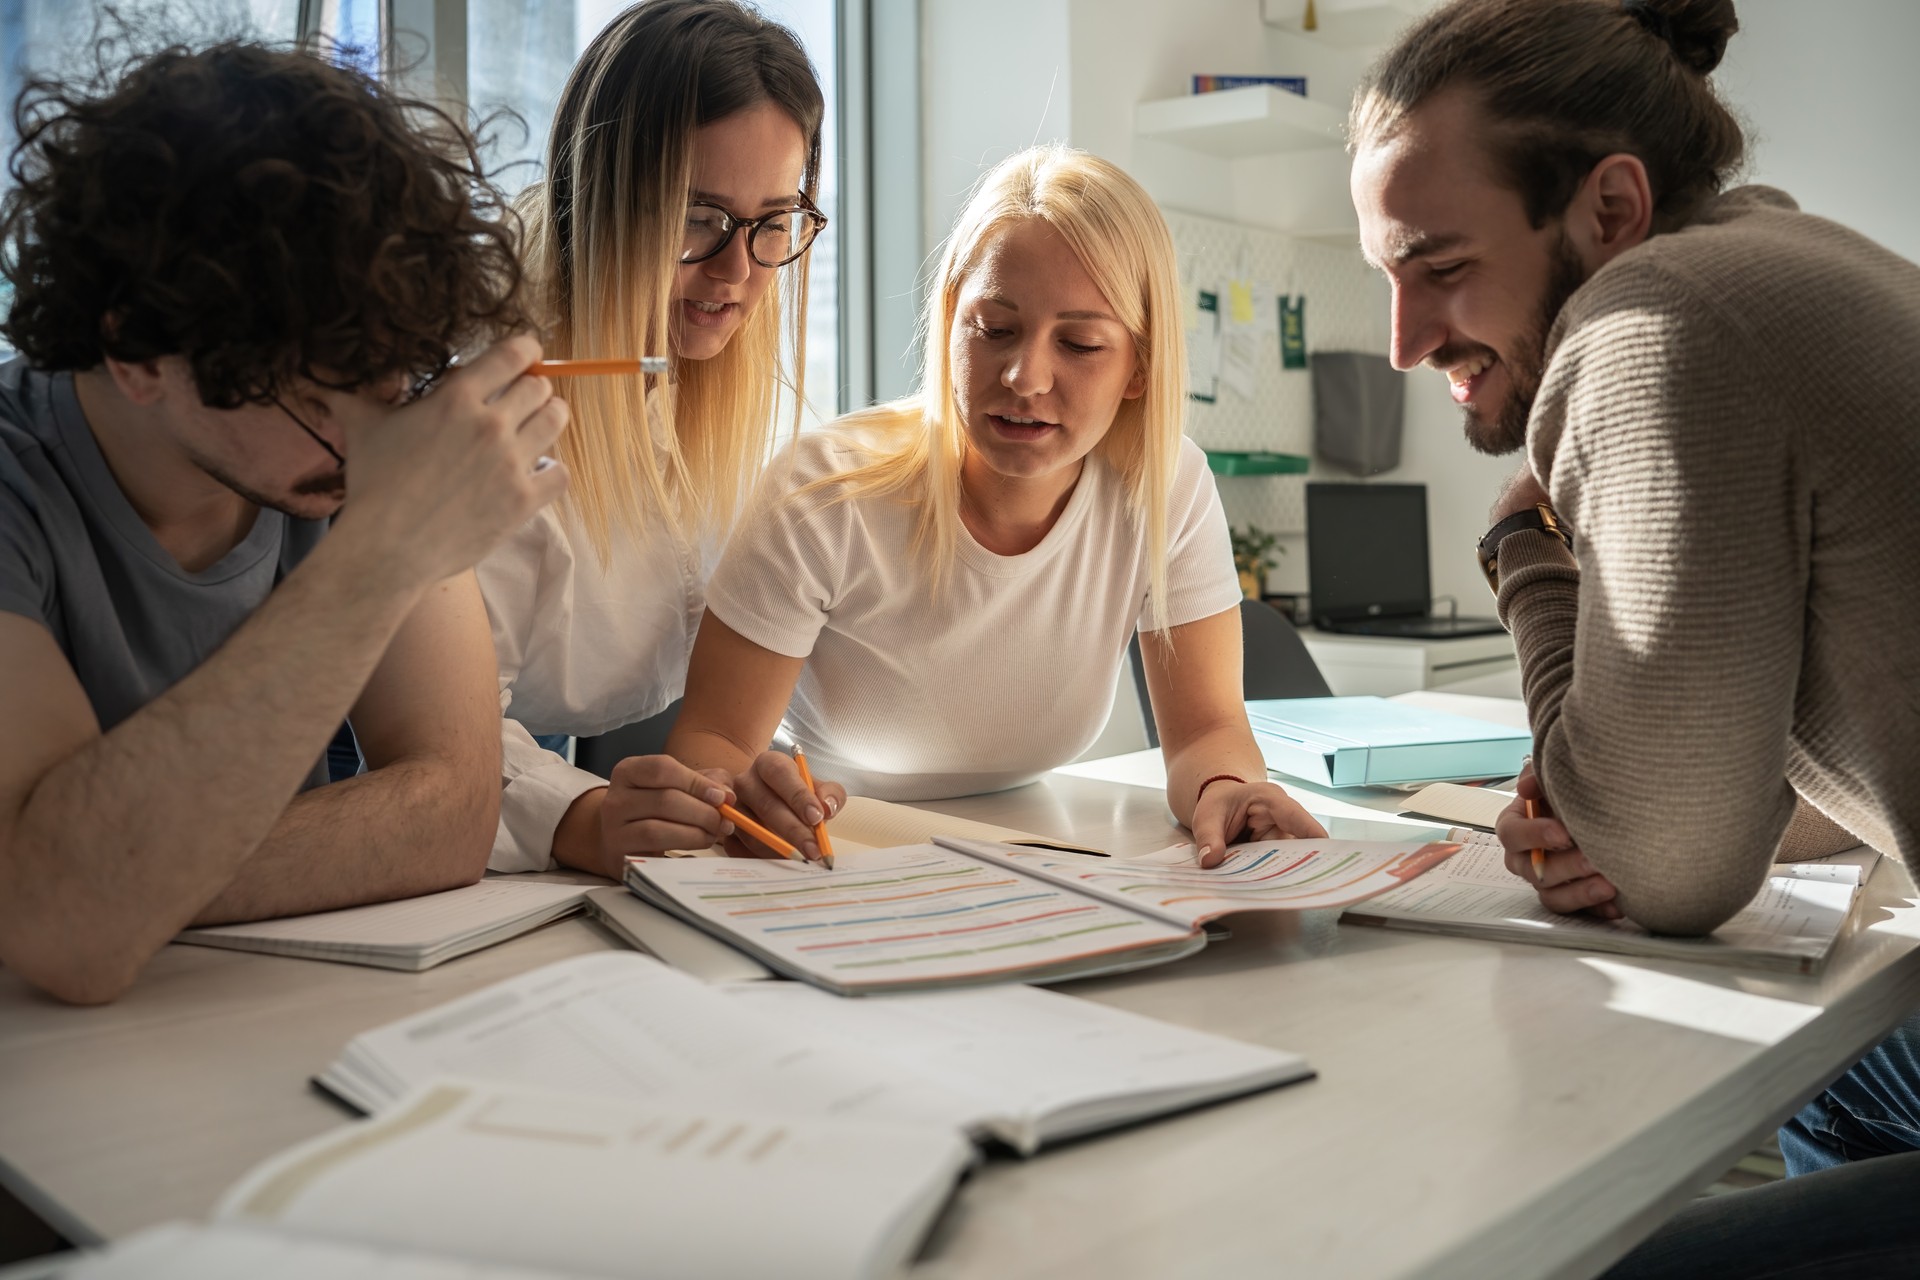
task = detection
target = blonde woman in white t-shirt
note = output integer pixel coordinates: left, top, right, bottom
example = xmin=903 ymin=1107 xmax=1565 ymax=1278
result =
xmin=476 ymin=0 xmax=827 ymax=878
xmin=669 ymin=145 xmax=1325 ymax=865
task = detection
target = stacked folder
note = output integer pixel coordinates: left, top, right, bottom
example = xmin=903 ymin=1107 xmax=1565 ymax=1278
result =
xmin=1247 ymin=696 xmax=1532 ymax=787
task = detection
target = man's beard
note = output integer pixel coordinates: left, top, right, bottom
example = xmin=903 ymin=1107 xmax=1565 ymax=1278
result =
xmin=196 ymin=455 xmax=346 ymax=519
xmin=1464 ymin=233 xmax=1588 ymax=456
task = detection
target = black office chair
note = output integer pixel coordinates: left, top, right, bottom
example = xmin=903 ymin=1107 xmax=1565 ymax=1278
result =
xmin=1238 ymin=596 xmax=1334 ymax=700
xmin=1127 ymin=599 xmax=1332 ymax=749
xmin=573 ymin=699 xmax=683 ymax=781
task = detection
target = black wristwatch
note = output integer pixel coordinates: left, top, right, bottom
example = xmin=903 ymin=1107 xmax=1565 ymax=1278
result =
xmin=1477 ymin=503 xmax=1572 ymax=594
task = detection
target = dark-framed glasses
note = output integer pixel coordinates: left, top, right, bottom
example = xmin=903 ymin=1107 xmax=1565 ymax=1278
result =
xmin=273 ymin=396 xmax=344 ymax=468
xmin=680 ymin=194 xmax=827 ymax=268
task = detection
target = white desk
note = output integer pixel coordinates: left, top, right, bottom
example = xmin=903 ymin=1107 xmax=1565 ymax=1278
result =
xmin=3 ymin=725 xmax=1918 ymax=1280
xmin=1300 ymin=627 xmax=1518 ymax=696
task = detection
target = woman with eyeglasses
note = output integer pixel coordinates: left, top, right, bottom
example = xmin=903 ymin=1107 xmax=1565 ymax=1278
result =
xmin=476 ymin=0 xmax=826 ymax=878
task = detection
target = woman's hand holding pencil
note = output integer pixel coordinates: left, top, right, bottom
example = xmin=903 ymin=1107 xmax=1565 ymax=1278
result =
xmin=577 ymin=751 xmax=837 ymax=871
xmin=721 ymin=749 xmax=845 ymax=867
xmin=1493 ymin=761 xmax=1622 ymax=920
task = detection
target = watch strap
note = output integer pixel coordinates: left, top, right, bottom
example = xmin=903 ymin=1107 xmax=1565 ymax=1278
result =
xmin=1478 ymin=504 xmax=1572 ymax=594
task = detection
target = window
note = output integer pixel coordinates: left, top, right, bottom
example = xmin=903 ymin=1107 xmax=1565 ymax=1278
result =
xmin=0 ymin=1 xmax=302 ymax=352
xmin=2 ymin=0 xmax=853 ymax=406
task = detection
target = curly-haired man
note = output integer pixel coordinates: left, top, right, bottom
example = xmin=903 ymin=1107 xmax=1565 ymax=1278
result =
xmin=0 ymin=41 xmax=570 ymax=1003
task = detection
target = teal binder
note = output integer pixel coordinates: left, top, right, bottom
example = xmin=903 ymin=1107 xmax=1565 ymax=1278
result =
xmin=1246 ymin=697 xmax=1531 ymax=787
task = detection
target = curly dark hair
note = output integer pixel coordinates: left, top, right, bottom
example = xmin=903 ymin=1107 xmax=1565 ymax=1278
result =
xmin=0 ymin=37 xmax=530 ymax=407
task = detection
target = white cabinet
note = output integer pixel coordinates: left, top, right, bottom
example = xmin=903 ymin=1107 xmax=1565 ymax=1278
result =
xmin=1298 ymin=629 xmax=1517 ymax=697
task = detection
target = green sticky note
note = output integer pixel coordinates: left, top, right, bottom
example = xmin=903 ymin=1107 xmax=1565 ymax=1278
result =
xmin=1279 ymin=295 xmax=1307 ymax=369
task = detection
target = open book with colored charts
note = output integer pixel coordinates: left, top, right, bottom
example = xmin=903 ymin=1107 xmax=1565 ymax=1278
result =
xmin=624 ymin=832 xmax=1461 ymax=994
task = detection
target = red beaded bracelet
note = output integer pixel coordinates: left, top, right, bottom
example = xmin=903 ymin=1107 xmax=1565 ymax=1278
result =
xmin=1194 ymin=773 xmax=1246 ymax=807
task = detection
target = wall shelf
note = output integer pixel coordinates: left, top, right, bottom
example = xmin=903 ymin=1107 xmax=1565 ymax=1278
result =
xmin=1134 ymin=85 xmax=1344 ymax=158
xmin=1260 ymin=0 xmax=1431 ymax=47
xmin=1206 ymin=451 xmax=1312 ymax=477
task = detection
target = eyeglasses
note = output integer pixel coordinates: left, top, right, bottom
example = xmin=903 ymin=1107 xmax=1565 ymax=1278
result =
xmin=273 ymin=366 xmax=430 ymax=470
xmin=680 ymin=194 xmax=827 ymax=269
xmin=273 ymin=397 xmax=344 ymax=468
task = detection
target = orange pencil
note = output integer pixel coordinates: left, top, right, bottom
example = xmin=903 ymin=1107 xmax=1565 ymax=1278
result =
xmin=1525 ymin=798 xmax=1546 ymax=882
xmin=527 ymin=357 xmax=668 ymax=377
xmin=717 ymin=803 xmax=804 ymax=864
xmin=791 ymin=746 xmax=834 ymax=871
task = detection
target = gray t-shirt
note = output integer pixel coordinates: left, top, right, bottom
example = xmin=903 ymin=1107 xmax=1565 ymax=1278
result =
xmin=0 ymin=358 xmax=329 ymax=779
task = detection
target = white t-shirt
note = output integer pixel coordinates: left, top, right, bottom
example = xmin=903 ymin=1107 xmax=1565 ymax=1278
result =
xmin=476 ymin=388 xmax=719 ymax=872
xmin=704 ymin=431 xmax=1241 ymax=801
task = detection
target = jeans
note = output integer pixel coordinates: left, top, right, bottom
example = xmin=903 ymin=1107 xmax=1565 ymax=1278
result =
xmin=1603 ymin=1007 xmax=1920 ymax=1279
xmin=1780 ymin=1007 xmax=1920 ymax=1174
xmin=331 ymin=728 xmax=570 ymax=781
xmin=324 ymin=722 xmax=361 ymax=782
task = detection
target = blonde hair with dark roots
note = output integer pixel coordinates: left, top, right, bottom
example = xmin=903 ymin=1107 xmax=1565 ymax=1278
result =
xmin=814 ymin=145 xmax=1188 ymax=634
xmin=517 ymin=0 xmax=823 ymax=562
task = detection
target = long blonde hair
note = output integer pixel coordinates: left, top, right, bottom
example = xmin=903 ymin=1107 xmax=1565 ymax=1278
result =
xmin=820 ymin=145 xmax=1187 ymax=632
xmin=518 ymin=0 xmax=823 ymax=561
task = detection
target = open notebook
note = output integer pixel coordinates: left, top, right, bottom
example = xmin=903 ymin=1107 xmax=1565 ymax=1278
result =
xmin=315 ymin=952 xmax=1312 ymax=1156
xmin=37 ymin=1077 xmax=971 ymax=1280
xmin=1341 ymin=830 xmax=1876 ymax=974
xmin=176 ymin=879 xmax=594 ymax=971
xmin=626 ymin=833 xmax=1461 ymax=993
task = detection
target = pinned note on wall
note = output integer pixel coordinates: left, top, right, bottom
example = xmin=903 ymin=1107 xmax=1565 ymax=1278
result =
xmin=1280 ymin=295 xmax=1308 ymax=369
xmin=1227 ymin=279 xmax=1256 ymax=327
xmin=1189 ymin=290 xmax=1220 ymax=403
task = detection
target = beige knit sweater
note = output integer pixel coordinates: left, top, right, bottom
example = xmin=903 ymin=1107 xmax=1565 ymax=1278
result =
xmin=1494 ymin=186 xmax=1920 ymax=935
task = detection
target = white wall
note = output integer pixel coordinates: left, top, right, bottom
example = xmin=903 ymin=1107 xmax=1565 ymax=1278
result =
xmin=1717 ymin=0 xmax=1920 ymax=264
xmin=920 ymin=0 xmax=1071 ymax=264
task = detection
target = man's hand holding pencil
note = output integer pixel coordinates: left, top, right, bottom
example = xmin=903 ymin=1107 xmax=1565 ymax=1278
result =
xmin=1493 ymin=762 xmax=1621 ymax=919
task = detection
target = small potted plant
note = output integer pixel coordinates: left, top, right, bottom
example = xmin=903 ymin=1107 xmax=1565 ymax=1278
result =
xmin=1230 ymin=524 xmax=1282 ymax=600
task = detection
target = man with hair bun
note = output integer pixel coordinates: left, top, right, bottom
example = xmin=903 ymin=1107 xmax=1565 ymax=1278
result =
xmin=0 ymin=40 xmax=570 ymax=1004
xmin=1349 ymin=0 xmax=1919 ymax=1272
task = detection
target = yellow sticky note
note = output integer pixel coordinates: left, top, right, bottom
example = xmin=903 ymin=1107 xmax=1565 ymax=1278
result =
xmin=1228 ymin=279 xmax=1255 ymax=325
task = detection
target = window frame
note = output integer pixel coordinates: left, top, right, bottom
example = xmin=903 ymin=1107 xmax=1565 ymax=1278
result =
xmin=335 ymin=0 xmax=914 ymax=415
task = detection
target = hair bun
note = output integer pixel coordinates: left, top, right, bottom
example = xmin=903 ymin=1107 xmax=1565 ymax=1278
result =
xmin=1633 ymin=0 xmax=1740 ymax=75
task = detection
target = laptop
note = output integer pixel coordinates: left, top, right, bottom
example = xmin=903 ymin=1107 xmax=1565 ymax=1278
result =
xmin=1306 ymin=482 xmax=1506 ymax=638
